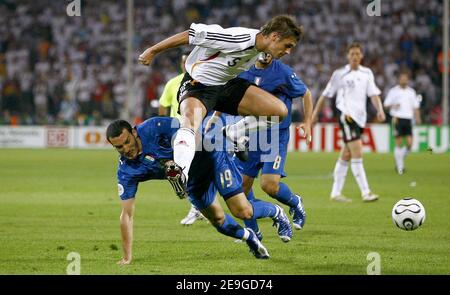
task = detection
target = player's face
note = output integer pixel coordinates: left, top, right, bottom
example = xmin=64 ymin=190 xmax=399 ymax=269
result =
xmin=266 ymin=34 xmax=297 ymax=59
xmin=109 ymin=129 xmax=140 ymax=160
xmin=399 ymin=74 xmax=409 ymax=87
xmin=347 ymin=47 xmax=363 ymax=67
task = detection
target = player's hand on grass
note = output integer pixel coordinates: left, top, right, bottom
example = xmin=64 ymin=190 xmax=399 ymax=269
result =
xmin=117 ymin=257 xmax=131 ymax=265
xmin=298 ymin=121 xmax=312 ymax=145
xmin=139 ymin=47 xmax=155 ymax=66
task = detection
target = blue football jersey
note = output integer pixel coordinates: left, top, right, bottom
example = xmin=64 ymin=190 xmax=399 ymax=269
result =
xmin=117 ymin=117 xmax=179 ymax=200
xmin=238 ymin=59 xmax=307 ymax=129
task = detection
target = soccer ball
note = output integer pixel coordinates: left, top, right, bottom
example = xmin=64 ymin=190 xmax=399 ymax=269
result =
xmin=392 ymin=198 xmax=426 ymax=231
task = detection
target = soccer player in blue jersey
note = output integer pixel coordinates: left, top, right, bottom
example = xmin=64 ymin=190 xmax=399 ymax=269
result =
xmin=239 ymin=52 xmax=312 ymax=230
xmin=208 ymin=53 xmax=312 ymax=238
xmin=107 ymin=117 xmax=292 ymax=264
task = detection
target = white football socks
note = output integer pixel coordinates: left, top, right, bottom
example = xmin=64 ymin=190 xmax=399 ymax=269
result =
xmin=173 ymin=128 xmax=196 ymax=179
xmin=402 ymin=146 xmax=410 ymax=160
xmin=394 ymin=146 xmax=404 ymax=171
xmin=350 ymin=158 xmax=370 ymax=196
xmin=242 ymin=228 xmax=251 ymax=241
xmin=331 ymin=159 xmax=349 ymax=197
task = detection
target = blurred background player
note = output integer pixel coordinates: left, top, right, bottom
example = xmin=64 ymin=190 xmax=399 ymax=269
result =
xmin=384 ymin=72 xmax=422 ymax=175
xmin=158 ymin=53 xmax=205 ymax=225
xmin=312 ymin=42 xmax=386 ymax=203
xmin=232 ymin=52 xmax=312 ymax=235
xmin=138 ymin=15 xmax=304 ymax=197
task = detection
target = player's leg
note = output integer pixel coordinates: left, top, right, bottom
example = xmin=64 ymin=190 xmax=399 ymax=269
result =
xmin=233 ymin=154 xmax=262 ymax=239
xmin=330 ymin=145 xmax=351 ymax=202
xmin=394 ymin=136 xmax=405 ymax=174
xmin=397 ymin=135 xmax=413 ymax=173
xmin=238 ymin=85 xmax=287 ymax=119
xmin=241 ymin=175 xmax=262 ymax=239
xmin=405 ymin=135 xmax=413 ymax=150
xmin=172 ymin=97 xmax=207 ymax=181
xmin=402 ymin=121 xmax=414 ymax=171
xmin=347 ymin=139 xmax=378 ymax=202
xmin=225 ymin=192 xmax=292 ymax=242
xmin=259 ymin=138 xmax=306 ymax=229
xmin=215 ymin=149 xmax=292 ymax=242
xmin=189 ymin=181 xmax=269 ymax=259
xmin=242 ymin=174 xmax=255 ymax=195
xmin=225 ymin=191 xmax=281 ymax=224
xmin=201 ymin=197 xmax=269 ymax=259
xmin=222 ymin=85 xmax=288 ymax=143
xmin=260 ymin=174 xmax=306 ymax=230
xmin=331 ymin=114 xmax=356 ymax=202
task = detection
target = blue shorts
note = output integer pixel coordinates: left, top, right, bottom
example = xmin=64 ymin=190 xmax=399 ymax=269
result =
xmin=239 ymin=129 xmax=289 ymax=178
xmin=187 ymin=150 xmax=243 ymax=210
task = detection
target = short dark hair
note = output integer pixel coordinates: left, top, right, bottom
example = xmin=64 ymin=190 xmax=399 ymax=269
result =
xmin=347 ymin=42 xmax=363 ymax=53
xmin=398 ymin=70 xmax=410 ymax=77
xmin=260 ymin=15 xmax=304 ymax=41
xmin=106 ymin=120 xmax=132 ymax=143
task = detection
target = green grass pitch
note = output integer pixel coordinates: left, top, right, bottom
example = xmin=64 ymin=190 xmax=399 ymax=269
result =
xmin=0 ymin=149 xmax=449 ymax=274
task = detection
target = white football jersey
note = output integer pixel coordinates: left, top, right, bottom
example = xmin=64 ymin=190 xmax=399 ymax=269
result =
xmin=384 ymin=85 xmax=420 ymax=119
xmin=186 ymin=23 xmax=260 ymax=86
xmin=322 ymin=64 xmax=381 ymax=127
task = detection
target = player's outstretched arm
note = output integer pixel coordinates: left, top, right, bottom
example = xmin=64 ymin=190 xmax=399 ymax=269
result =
xmin=370 ymin=95 xmax=386 ymax=122
xmin=414 ymin=108 xmax=422 ymax=125
xmin=139 ymin=30 xmax=189 ymax=66
xmin=117 ymin=198 xmax=135 ymax=265
xmin=311 ymin=95 xmax=327 ymax=124
xmin=299 ymin=89 xmax=313 ymax=144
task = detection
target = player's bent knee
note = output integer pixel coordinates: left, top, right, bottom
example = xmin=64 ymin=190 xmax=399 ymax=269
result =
xmin=231 ymin=206 xmax=253 ymax=220
xmin=270 ymin=101 xmax=288 ymax=120
xmin=209 ymin=214 xmax=225 ymax=227
xmin=261 ymin=182 xmax=279 ymax=197
xmin=278 ymin=103 xmax=288 ymax=120
xmin=179 ymin=98 xmax=206 ymax=126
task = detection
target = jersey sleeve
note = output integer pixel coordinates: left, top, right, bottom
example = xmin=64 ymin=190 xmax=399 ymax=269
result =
xmin=322 ymin=70 xmax=340 ymax=98
xmin=366 ymin=70 xmax=381 ymax=97
xmin=283 ymin=67 xmax=307 ymax=98
xmin=188 ymin=23 xmax=256 ymax=53
xmin=383 ymin=88 xmax=394 ymax=107
xmin=117 ymin=167 xmax=138 ymax=201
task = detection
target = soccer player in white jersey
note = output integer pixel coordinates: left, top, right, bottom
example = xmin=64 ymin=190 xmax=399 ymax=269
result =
xmin=384 ymin=72 xmax=421 ymax=175
xmin=312 ymin=42 xmax=386 ymax=203
xmin=138 ymin=15 xmax=304 ymax=197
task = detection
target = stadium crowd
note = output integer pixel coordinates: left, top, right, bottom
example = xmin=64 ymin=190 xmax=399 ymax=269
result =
xmin=0 ymin=0 xmax=444 ymax=126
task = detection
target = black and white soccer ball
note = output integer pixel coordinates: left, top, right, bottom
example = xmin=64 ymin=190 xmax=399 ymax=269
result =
xmin=392 ymin=198 xmax=426 ymax=231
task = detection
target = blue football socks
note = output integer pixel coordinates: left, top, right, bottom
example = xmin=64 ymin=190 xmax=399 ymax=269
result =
xmin=273 ymin=182 xmax=299 ymax=207
xmin=243 ymin=190 xmax=260 ymax=233
xmin=215 ymin=213 xmax=248 ymax=240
